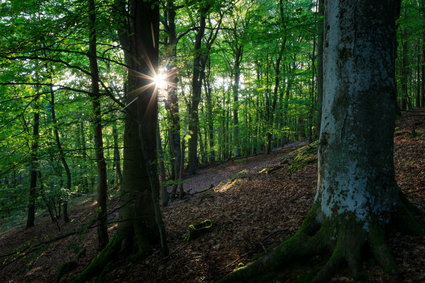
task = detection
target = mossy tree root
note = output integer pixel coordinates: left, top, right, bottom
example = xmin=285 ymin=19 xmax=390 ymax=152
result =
xmin=68 ymin=232 xmax=124 ymax=283
xmin=184 ymin=219 xmax=216 ymax=242
xmin=219 ymin=201 xmax=425 ymax=283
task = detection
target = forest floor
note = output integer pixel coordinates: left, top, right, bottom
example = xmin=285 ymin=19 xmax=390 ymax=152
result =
xmin=1 ymin=109 xmax=425 ymax=282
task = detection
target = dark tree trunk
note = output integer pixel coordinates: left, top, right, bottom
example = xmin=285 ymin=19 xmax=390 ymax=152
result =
xmin=117 ymin=0 xmax=167 ymax=254
xmin=187 ymin=4 xmax=221 ymax=174
xmin=26 ymin=100 xmax=40 ymax=228
xmin=164 ymin=0 xmax=183 ymax=198
xmin=422 ymin=32 xmax=425 ymax=107
xmin=187 ymin=5 xmax=208 ymax=175
xmin=316 ymin=0 xmax=324 ymax=137
xmin=71 ymin=0 xmax=168 ymax=281
xmin=42 ymin=46 xmax=72 ymax=222
xmin=400 ymin=10 xmax=409 ymax=111
xmin=232 ymin=46 xmax=243 ymax=157
xmin=48 ymin=83 xmax=71 ymax=223
xmin=204 ymin=59 xmax=215 ymax=162
xmin=88 ymin=0 xmax=109 ymax=250
xmin=112 ymin=124 xmax=122 ymax=186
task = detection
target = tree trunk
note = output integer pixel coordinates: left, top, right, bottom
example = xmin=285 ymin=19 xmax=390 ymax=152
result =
xmin=232 ymin=46 xmax=243 ymax=157
xmin=220 ymin=1 xmax=424 ymax=282
xmin=48 ymin=83 xmax=72 ymax=223
xmin=204 ymin=59 xmax=215 ymax=162
xmin=26 ymin=99 xmax=40 ymax=228
xmin=187 ymin=3 xmax=222 ymax=173
xmin=156 ymin=125 xmax=169 ymax=205
xmin=164 ymin=0 xmax=183 ymax=197
xmin=118 ymin=0 xmax=167 ymax=254
xmin=112 ymin=124 xmax=122 ymax=186
xmin=400 ymin=7 xmax=409 ymax=110
xmin=316 ymin=0 xmax=324 ymax=137
xmin=422 ymin=31 xmax=425 ymax=107
xmin=88 ymin=0 xmax=109 ymax=250
xmin=71 ymin=0 xmax=168 ymax=281
xmin=42 ymin=46 xmax=72 ymax=222
xmin=187 ymin=5 xmax=208 ymax=175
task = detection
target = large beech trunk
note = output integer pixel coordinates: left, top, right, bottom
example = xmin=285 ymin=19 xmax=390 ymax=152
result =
xmin=70 ymin=1 xmax=167 ymax=281
xmin=219 ymin=1 xmax=424 ymax=282
xmin=316 ymin=0 xmax=400 ymax=229
xmin=115 ymin=0 xmax=167 ymax=256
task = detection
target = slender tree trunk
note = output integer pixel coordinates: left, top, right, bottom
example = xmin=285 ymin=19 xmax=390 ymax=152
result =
xmin=232 ymin=46 xmax=243 ymax=157
xmin=187 ymin=4 xmax=221 ymax=173
xmin=316 ymin=0 xmax=324 ymax=137
xmin=112 ymin=124 xmax=122 ymax=186
xmin=26 ymin=99 xmax=40 ymax=228
xmin=156 ymin=125 xmax=169 ymax=205
xmin=417 ymin=45 xmax=421 ymax=108
xmin=42 ymin=47 xmax=72 ymax=222
xmin=49 ymin=88 xmax=71 ymax=223
xmin=79 ymin=121 xmax=89 ymax=192
xmin=164 ymin=0 xmax=183 ymax=197
xmin=204 ymin=60 xmax=215 ymax=162
xmin=88 ymin=0 xmax=109 ymax=250
xmin=422 ymin=32 xmax=425 ymax=107
xmin=187 ymin=6 xmax=208 ymax=175
xmin=400 ymin=13 xmax=409 ymax=110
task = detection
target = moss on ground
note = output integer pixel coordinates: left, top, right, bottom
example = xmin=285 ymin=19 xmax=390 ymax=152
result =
xmin=289 ymin=141 xmax=319 ymax=172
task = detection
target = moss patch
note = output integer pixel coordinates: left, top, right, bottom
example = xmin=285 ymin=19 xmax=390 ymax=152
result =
xmin=184 ymin=219 xmax=216 ymax=242
xmin=289 ymin=141 xmax=319 ymax=172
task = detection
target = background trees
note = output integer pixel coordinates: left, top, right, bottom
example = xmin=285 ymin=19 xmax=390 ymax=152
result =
xmin=1 ymin=0 xmax=424 ymax=280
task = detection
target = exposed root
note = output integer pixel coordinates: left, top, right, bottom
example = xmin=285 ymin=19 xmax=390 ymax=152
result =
xmin=68 ymin=232 xmax=124 ymax=283
xmin=393 ymin=195 xmax=425 ymax=236
xmin=311 ymin=246 xmax=343 ymax=283
xmin=368 ymin=225 xmax=398 ymax=274
xmin=219 ymin=207 xmax=327 ymax=282
xmin=219 ymin=198 xmax=425 ymax=283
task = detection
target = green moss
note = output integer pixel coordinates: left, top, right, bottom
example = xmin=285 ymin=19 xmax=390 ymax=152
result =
xmin=184 ymin=219 xmax=216 ymax=242
xmin=233 ymin=262 xmax=246 ymax=272
xmin=394 ymin=129 xmax=425 ymax=137
xmin=289 ymin=141 xmax=319 ymax=172
xmin=69 ymin=232 xmax=124 ymax=283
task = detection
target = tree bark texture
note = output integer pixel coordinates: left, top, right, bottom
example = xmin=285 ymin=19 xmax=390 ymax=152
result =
xmin=219 ymin=1 xmax=425 ymax=283
xmin=70 ymin=1 xmax=168 ymax=281
xmin=316 ymin=0 xmax=400 ymax=225
xmin=164 ymin=0 xmax=183 ymax=198
xmin=187 ymin=4 xmax=209 ymax=175
xmin=26 ymin=101 xmax=40 ymax=228
xmin=88 ymin=0 xmax=109 ymax=250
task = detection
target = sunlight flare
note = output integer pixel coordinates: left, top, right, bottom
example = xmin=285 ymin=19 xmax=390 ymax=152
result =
xmin=153 ymin=72 xmax=167 ymax=90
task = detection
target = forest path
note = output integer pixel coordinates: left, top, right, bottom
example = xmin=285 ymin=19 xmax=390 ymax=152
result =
xmin=180 ymin=141 xmax=308 ymax=194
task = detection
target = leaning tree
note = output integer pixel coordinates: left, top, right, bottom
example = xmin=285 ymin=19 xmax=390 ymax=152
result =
xmin=220 ymin=0 xmax=425 ymax=282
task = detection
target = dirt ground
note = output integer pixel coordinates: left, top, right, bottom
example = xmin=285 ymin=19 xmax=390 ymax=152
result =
xmin=1 ymin=110 xmax=424 ymax=282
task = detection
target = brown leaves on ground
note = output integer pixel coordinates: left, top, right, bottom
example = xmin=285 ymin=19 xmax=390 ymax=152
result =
xmin=1 ymin=109 xmax=425 ymax=282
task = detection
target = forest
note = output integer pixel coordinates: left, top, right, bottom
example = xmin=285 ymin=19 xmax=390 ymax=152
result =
xmin=1 ymin=0 xmax=425 ymax=282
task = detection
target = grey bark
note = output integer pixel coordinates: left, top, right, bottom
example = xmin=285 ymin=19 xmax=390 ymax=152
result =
xmin=316 ymin=0 xmax=400 ymax=224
